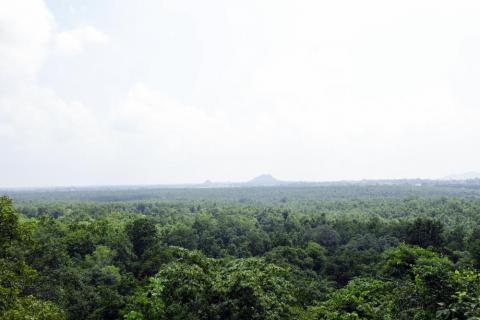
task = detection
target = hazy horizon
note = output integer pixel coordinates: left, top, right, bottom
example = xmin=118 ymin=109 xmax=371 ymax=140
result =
xmin=3 ymin=172 xmax=480 ymax=190
xmin=2 ymin=0 xmax=480 ymax=188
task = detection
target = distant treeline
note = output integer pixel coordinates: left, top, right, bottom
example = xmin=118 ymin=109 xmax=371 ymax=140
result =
xmin=5 ymin=182 xmax=480 ymax=203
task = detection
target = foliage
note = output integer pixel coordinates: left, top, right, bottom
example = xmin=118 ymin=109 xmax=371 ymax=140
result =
xmin=3 ymin=184 xmax=480 ymax=319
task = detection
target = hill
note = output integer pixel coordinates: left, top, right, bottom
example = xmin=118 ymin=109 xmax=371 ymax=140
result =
xmin=246 ymin=174 xmax=282 ymax=186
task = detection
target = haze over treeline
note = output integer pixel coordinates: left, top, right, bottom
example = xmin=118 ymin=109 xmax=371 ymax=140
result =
xmin=2 ymin=0 xmax=480 ymax=187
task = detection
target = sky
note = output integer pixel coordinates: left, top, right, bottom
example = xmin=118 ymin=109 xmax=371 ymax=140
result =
xmin=1 ymin=0 xmax=480 ymax=187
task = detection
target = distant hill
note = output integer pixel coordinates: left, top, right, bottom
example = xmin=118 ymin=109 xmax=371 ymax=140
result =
xmin=442 ymin=172 xmax=480 ymax=180
xmin=246 ymin=174 xmax=282 ymax=186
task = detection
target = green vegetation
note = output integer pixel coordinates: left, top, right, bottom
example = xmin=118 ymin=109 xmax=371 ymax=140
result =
xmin=2 ymin=184 xmax=480 ymax=319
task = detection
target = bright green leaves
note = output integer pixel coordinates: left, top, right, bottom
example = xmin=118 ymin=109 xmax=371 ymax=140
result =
xmin=0 ymin=196 xmax=65 ymax=319
xmin=125 ymin=250 xmax=293 ymax=320
xmin=214 ymin=258 xmax=294 ymax=320
xmin=436 ymin=270 xmax=480 ymax=319
xmin=381 ymin=243 xmax=448 ymax=279
xmin=314 ymin=278 xmax=395 ymax=320
xmin=313 ymin=244 xmax=480 ymax=320
xmin=1 ymin=296 xmax=65 ymax=320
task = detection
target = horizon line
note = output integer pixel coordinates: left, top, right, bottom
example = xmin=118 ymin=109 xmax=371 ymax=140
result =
xmin=1 ymin=175 xmax=479 ymax=191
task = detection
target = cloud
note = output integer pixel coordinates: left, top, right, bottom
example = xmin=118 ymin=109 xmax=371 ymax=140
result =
xmin=54 ymin=26 xmax=109 ymax=55
xmin=0 ymin=0 xmax=112 ymax=186
xmin=0 ymin=0 xmax=53 ymax=90
xmin=2 ymin=0 xmax=480 ymax=187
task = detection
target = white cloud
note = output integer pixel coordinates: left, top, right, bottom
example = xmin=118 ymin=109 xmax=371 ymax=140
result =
xmin=0 ymin=0 xmax=53 ymax=90
xmin=1 ymin=0 xmax=480 ymax=187
xmin=0 ymin=0 xmax=112 ymax=187
xmin=54 ymin=26 xmax=109 ymax=55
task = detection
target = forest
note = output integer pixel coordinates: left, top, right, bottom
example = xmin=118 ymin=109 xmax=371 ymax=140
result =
xmin=2 ymin=184 xmax=480 ymax=319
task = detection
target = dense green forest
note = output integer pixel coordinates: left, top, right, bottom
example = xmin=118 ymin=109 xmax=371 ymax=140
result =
xmin=3 ymin=185 xmax=480 ymax=319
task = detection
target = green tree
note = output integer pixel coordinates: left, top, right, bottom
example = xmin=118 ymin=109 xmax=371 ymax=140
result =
xmin=0 ymin=196 xmax=65 ymax=319
xmin=126 ymin=218 xmax=157 ymax=258
xmin=406 ymin=217 xmax=445 ymax=249
xmin=213 ymin=258 xmax=294 ymax=320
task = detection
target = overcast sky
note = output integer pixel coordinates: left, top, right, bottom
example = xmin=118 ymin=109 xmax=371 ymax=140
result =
xmin=1 ymin=0 xmax=480 ymax=187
